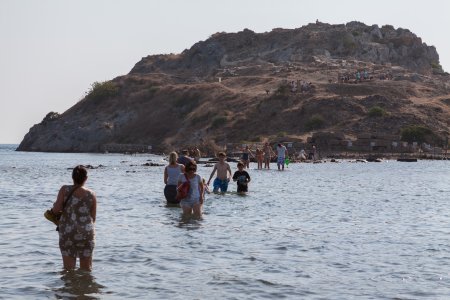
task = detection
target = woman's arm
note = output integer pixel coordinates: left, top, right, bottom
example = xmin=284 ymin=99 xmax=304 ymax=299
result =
xmin=207 ymin=165 xmax=217 ymax=185
xmin=91 ymin=193 xmax=97 ymax=223
xmin=52 ymin=186 xmax=66 ymax=213
xmin=164 ymin=167 xmax=168 ymax=184
xmin=199 ymin=176 xmax=204 ymax=203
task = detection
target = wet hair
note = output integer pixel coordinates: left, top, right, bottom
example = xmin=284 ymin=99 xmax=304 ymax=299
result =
xmin=185 ymin=161 xmax=197 ymax=172
xmin=237 ymin=162 xmax=244 ymax=168
xmin=72 ymin=165 xmax=88 ymax=185
xmin=169 ymin=152 xmax=178 ymax=164
xmin=218 ymin=152 xmax=226 ymax=157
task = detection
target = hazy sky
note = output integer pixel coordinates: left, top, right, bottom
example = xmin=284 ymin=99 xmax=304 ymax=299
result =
xmin=1 ymin=0 xmax=449 ymax=144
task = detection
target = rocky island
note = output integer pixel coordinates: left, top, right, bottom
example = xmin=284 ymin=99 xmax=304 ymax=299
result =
xmin=17 ymin=21 xmax=450 ymax=154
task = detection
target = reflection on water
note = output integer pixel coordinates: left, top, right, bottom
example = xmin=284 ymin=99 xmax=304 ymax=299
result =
xmin=54 ymin=270 xmax=104 ymax=299
xmin=178 ymin=214 xmax=203 ymax=229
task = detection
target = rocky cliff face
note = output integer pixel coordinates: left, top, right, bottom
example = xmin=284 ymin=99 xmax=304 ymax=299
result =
xmin=17 ymin=22 xmax=449 ymax=153
xmin=131 ymin=21 xmax=440 ymax=76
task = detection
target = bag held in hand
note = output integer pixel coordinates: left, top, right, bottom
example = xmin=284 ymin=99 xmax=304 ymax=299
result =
xmin=176 ymin=174 xmax=190 ymax=201
xmin=44 ymin=185 xmax=80 ymax=230
xmin=44 ymin=209 xmax=60 ymax=225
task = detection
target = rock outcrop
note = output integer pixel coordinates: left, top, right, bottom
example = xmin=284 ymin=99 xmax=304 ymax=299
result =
xmin=17 ymin=22 xmax=449 ymax=153
xmin=131 ymin=21 xmax=441 ymax=76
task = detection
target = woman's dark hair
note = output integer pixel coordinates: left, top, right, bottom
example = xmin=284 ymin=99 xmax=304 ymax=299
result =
xmin=185 ymin=161 xmax=197 ymax=171
xmin=72 ymin=165 xmax=88 ymax=185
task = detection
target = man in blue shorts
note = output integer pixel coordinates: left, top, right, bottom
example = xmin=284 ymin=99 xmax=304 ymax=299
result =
xmin=207 ymin=152 xmax=232 ymax=193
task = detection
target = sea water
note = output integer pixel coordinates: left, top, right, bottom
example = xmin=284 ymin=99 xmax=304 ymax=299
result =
xmin=0 ymin=144 xmax=449 ymax=299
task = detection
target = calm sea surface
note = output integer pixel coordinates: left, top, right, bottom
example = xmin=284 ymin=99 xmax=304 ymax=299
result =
xmin=0 ymin=144 xmax=449 ymax=299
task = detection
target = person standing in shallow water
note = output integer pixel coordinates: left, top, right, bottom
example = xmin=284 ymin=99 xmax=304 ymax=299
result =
xmin=241 ymin=145 xmax=254 ymax=169
xmin=263 ymin=142 xmax=275 ymax=169
xmin=207 ymin=152 xmax=232 ymax=193
xmin=178 ymin=161 xmax=204 ymax=218
xmin=51 ymin=165 xmax=97 ymax=271
xmin=276 ymin=143 xmax=288 ymax=171
xmin=177 ymin=149 xmax=193 ymax=167
xmin=255 ymin=147 xmax=265 ymax=169
xmin=164 ymin=152 xmax=185 ymax=205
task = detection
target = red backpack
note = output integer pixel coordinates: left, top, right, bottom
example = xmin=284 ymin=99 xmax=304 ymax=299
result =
xmin=176 ymin=174 xmax=190 ymax=201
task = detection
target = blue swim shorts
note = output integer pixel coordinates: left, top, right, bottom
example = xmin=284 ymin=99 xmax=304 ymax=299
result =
xmin=213 ymin=178 xmax=228 ymax=193
xmin=277 ymin=156 xmax=285 ymax=165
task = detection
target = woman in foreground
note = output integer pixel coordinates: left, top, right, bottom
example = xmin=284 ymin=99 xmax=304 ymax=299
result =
xmin=52 ymin=165 xmax=97 ymax=271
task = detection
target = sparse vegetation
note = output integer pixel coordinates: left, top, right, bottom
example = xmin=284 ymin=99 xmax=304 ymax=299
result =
xmin=305 ymin=115 xmax=325 ymax=131
xmin=211 ymin=115 xmax=227 ymax=129
xmin=174 ymin=93 xmax=200 ymax=113
xmin=431 ymin=62 xmax=444 ymax=72
xmin=191 ymin=113 xmax=210 ymax=125
xmin=342 ymin=34 xmax=356 ymax=50
xmin=86 ymin=81 xmax=119 ymax=102
xmin=368 ymin=106 xmax=386 ymax=117
xmin=275 ymin=84 xmax=289 ymax=98
xmin=400 ymin=125 xmax=441 ymax=145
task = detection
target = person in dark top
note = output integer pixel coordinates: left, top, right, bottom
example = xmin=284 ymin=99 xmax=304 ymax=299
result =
xmin=232 ymin=162 xmax=251 ymax=193
xmin=177 ymin=149 xmax=193 ymax=166
xmin=241 ymin=145 xmax=254 ymax=169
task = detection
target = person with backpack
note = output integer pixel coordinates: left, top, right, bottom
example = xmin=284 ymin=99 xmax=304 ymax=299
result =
xmin=177 ymin=161 xmax=204 ymax=218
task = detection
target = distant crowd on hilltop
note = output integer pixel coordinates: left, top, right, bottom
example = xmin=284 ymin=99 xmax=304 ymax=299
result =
xmin=338 ymin=69 xmax=393 ymax=84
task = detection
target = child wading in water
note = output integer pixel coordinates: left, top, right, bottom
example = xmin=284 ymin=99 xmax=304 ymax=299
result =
xmin=233 ymin=162 xmax=251 ymax=194
xmin=178 ymin=161 xmax=204 ymax=218
xmin=207 ymin=152 xmax=232 ymax=193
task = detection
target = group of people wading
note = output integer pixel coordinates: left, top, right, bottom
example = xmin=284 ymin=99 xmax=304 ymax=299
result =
xmin=163 ymin=142 xmax=290 ymax=218
xmin=241 ymin=142 xmax=289 ymax=171
xmin=47 ymin=142 xmax=291 ymax=271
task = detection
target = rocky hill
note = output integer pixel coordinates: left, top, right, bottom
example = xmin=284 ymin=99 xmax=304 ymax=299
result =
xmin=18 ymin=21 xmax=450 ymax=153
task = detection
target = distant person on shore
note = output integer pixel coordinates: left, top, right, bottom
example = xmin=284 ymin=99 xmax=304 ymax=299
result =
xmin=299 ymin=149 xmax=307 ymax=161
xmin=177 ymin=149 xmax=193 ymax=166
xmin=263 ymin=142 xmax=275 ymax=169
xmin=233 ymin=162 xmax=251 ymax=194
xmin=164 ymin=152 xmax=185 ymax=205
xmin=51 ymin=165 xmax=96 ymax=271
xmin=207 ymin=152 xmax=232 ymax=193
xmin=178 ymin=161 xmax=204 ymax=218
xmin=276 ymin=143 xmax=288 ymax=171
xmin=194 ymin=147 xmax=201 ymax=163
xmin=241 ymin=145 xmax=254 ymax=169
xmin=255 ymin=147 xmax=264 ymax=169
xmin=308 ymin=145 xmax=318 ymax=161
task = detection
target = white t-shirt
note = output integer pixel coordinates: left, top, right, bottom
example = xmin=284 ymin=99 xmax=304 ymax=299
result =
xmin=178 ymin=174 xmax=202 ymax=199
xmin=277 ymin=145 xmax=287 ymax=158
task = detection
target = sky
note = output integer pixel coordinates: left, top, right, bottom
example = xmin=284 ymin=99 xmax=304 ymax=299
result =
xmin=1 ymin=0 xmax=449 ymax=144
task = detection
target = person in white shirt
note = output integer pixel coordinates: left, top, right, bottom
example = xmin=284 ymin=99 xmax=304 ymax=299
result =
xmin=276 ymin=143 xmax=288 ymax=171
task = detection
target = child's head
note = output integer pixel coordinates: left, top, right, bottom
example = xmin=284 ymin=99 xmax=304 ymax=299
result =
xmin=218 ymin=152 xmax=226 ymax=162
xmin=237 ymin=161 xmax=244 ymax=170
xmin=185 ymin=161 xmax=197 ymax=174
